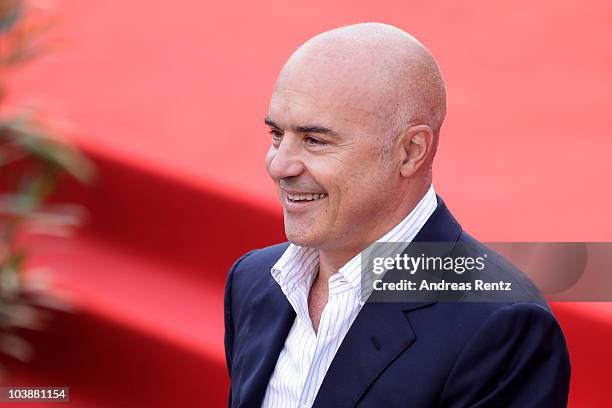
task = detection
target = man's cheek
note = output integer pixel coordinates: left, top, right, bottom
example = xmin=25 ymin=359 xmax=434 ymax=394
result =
xmin=275 ymin=186 xmax=283 ymax=202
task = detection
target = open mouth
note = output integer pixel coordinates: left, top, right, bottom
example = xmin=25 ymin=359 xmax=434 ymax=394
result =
xmin=286 ymin=193 xmax=328 ymax=202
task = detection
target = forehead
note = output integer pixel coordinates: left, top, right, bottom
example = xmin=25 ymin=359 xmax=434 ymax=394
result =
xmin=268 ymin=61 xmax=392 ymax=135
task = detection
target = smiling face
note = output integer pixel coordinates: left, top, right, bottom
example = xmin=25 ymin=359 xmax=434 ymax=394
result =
xmin=264 ymin=55 xmax=404 ymax=254
xmin=264 ymin=24 xmax=445 ymax=258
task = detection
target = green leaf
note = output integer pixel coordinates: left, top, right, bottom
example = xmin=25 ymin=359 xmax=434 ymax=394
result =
xmin=0 ymin=1 xmax=22 ymax=34
xmin=0 ymin=117 xmax=96 ymax=184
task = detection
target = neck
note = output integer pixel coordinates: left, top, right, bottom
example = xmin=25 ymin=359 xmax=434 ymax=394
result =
xmin=317 ymin=181 xmax=432 ymax=282
xmin=317 ymin=248 xmax=360 ymax=281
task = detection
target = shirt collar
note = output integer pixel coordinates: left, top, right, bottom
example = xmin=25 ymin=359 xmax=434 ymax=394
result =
xmin=272 ymin=185 xmax=438 ymax=304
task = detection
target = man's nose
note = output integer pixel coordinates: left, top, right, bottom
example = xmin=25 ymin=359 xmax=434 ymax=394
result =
xmin=266 ymin=137 xmax=305 ymax=181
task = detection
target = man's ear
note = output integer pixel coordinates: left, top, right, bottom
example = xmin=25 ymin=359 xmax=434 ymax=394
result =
xmin=399 ymin=125 xmax=434 ymax=178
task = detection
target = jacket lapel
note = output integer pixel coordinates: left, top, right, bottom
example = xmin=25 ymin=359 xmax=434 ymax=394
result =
xmin=312 ymin=301 xmax=432 ymax=408
xmin=237 ymin=275 xmax=296 ymax=408
xmin=313 ymin=196 xmax=462 ymax=408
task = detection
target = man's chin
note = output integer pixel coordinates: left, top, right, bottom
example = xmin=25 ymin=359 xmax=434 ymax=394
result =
xmin=285 ymin=233 xmax=314 ymax=248
xmin=284 ymin=227 xmax=320 ymax=248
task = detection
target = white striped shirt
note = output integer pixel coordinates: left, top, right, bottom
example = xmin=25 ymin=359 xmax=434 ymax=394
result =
xmin=261 ymin=185 xmax=438 ymax=408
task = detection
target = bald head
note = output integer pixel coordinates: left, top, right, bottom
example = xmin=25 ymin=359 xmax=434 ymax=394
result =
xmin=276 ymin=23 xmax=447 ymax=151
xmin=266 ymin=23 xmax=447 ymax=253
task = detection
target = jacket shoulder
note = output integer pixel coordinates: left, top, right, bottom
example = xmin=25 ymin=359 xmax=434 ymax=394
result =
xmin=224 ymin=242 xmax=290 ymax=346
xmin=457 ymin=231 xmax=549 ymax=310
xmin=227 ymin=242 xmax=290 ymax=292
xmin=232 ymin=242 xmax=290 ymax=274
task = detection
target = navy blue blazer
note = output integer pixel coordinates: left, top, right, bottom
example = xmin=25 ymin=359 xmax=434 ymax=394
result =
xmin=224 ymin=197 xmax=571 ymax=407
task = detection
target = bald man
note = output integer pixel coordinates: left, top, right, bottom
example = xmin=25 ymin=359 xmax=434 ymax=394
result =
xmin=224 ymin=23 xmax=570 ymax=408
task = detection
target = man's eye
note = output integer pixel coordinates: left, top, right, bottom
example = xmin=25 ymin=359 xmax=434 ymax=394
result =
xmin=269 ymin=130 xmax=283 ymax=141
xmin=305 ymin=136 xmax=326 ymax=146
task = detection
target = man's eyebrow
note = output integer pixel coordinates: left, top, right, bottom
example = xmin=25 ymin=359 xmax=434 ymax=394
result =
xmin=264 ymin=117 xmax=339 ymax=137
xmin=264 ymin=117 xmax=279 ymax=128
xmin=294 ymin=125 xmax=339 ymax=136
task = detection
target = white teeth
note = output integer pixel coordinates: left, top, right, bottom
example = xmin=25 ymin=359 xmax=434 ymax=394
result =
xmin=287 ymin=193 xmax=327 ymax=202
